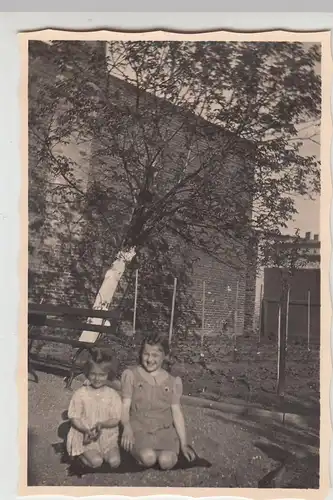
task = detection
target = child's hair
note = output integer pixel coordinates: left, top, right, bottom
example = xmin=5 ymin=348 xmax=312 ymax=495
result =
xmin=139 ymin=333 xmax=170 ymax=359
xmin=84 ymin=347 xmax=118 ymax=380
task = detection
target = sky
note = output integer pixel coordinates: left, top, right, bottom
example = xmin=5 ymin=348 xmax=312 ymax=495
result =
xmin=278 ymin=43 xmax=321 ymax=238
xmin=285 ymin=125 xmax=320 ymax=237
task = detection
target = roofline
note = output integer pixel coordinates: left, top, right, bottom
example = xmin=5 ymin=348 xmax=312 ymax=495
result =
xmin=107 ymin=71 xmax=255 ymax=152
xmin=29 ymin=40 xmax=255 ymax=152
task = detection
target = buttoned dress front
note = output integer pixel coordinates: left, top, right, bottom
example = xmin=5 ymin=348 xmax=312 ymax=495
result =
xmin=66 ymin=385 xmax=122 ymax=458
xmin=121 ymin=366 xmax=183 ymax=454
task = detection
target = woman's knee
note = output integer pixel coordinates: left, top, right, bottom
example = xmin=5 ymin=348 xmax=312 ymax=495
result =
xmin=138 ymin=448 xmax=157 ymax=467
xmin=158 ymin=451 xmax=178 ymax=470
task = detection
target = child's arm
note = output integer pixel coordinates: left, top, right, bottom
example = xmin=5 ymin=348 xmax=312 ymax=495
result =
xmin=95 ymin=392 xmax=122 ymax=430
xmin=171 ymin=404 xmax=195 ymax=461
xmin=70 ymin=418 xmax=91 ymax=434
xmin=121 ymin=397 xmax=131 ymax=426
xmin=120 ymin=369 xmax=135 ymax=451
xmin=68 ymin=389 xmax=91 ymax=435
xmin=171 ymin=377 xmax=196 ymax=462
xmin=71 ymin=418 xmax=96 ymax=445
xmin=121 ymin=398 xmax=134 ymax=451
xmin=95 ymin=415 xmax=119 ymax=431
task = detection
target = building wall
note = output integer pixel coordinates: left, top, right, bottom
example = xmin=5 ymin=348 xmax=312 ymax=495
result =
xmin=28 ymin=41 xmax=101 ymax=306
xmin=262 ymin=267 xmax=320 ymax=342
xmin=254 ymin=231 xmax=320 ymax=331
xmin=90 ymin=67 xmax=257 ymax=336
xmin=28 ymin=40 xmax=257 ymax=335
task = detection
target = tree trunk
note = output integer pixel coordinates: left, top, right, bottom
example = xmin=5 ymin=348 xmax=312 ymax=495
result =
xmin=80 ymin=247 xmax=136 ymax=338
xmin=277 ymin=273 xmax=288 ymax=396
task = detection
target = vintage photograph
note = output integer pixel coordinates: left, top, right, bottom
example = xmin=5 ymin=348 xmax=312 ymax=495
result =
xmin=26 ymin=35 xmax=323 ymax=490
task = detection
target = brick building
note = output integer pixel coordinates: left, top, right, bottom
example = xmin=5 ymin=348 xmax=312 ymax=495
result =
xmin=28 ymin=40 xmax=257 ymax=337
xmin=256 ymin=232 xmax=320 ymax=341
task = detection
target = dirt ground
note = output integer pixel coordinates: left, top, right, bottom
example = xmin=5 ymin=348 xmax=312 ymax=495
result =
xmin=27 ymin=368 xmax=320 ymax=489
xmin=30 ymin=333 xmax=320 ymax=407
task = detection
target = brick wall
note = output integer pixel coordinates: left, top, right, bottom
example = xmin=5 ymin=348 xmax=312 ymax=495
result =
xmin=28 ymin=41 xmax=257 ymax=335
xmin=90 ymin=71 xmax=256 ymax=336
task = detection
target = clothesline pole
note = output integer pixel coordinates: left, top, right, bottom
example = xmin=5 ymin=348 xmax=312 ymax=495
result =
xmin=307 ymin=289 xmax=311 ymax=351
xmin=233 ymin=280 xmax=239 ymax=353
xmin=132 ymin=269 xmax=139 ymax=336
xmin=277 ymin=303 xmax=282 ymax=387
xmin=201 ymin=280 xmax=206 ymax=353
xmin=168 ymin=277 xmax=177 ymax=346
xmin=285 ymin=286 xmax=290 ymax=349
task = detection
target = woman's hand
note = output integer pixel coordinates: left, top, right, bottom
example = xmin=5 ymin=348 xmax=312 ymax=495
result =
xmin=181 ymin=444 xmax=196 ymax=462
xmin=121 ymin=423 xmax=134 ymax=452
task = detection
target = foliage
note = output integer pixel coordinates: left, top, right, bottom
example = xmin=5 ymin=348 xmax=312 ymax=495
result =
xmin=28 ymin=40 xmax=321 ymax=329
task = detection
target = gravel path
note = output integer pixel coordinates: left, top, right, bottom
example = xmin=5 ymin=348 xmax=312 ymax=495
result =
xmin=28 ymin=371 xmax=318 ymax=488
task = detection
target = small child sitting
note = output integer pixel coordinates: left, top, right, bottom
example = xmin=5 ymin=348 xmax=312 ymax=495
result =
xmin=66 ymin=348 xmax=121 ymax=470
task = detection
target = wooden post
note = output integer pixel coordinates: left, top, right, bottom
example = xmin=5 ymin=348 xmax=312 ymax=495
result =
xmin=285 ymin=286 xmax=290 ymax=349
xmin=277 ymin=274 xmax=288 ymax=396
xmin=132 ymin=269 xmax=139 ymax=336
xmin=307 ymin=289 xmax=311 ymax=351
xmin=201 ymin=281 xmax=206 ymax=351
xmin=168 ymin=278 xmax=177 ymax=347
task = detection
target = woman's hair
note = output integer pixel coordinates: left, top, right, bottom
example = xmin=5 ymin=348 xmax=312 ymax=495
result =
xmin=139 ymin=332 xmax=170 ymax=359
xmin=84 ymin=347 xmax=118 ymax=380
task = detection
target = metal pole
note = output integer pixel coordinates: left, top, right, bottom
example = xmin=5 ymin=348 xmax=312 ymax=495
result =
xmin=307 ymin=289 xmax=311 ymax=351
xmin=132 ymin=269 xmax=139 ymax=336
xmin=234 ymin=280 xmax=239 ymax=333
xmin=168 ymin=278 xmax=177 ymax=346
xmin=285 ymin=286 xmax=290 ymax=349
xmin=234 ymin=280 xmax=240 ymax=350
xmin=201 ymin=281 xmax=206 ymax=351
xmin=277 ymin=304 xmax=281 ymax=387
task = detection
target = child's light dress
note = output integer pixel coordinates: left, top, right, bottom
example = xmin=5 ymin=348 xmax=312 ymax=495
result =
xmin=66 ymin=385 xmax=121 ymax=457
xmin=121 ymin=366 xmax=183 ymax=454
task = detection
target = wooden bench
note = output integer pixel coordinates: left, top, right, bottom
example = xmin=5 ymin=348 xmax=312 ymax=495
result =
xmin=28 ymin=303 xmax=120 ymax=389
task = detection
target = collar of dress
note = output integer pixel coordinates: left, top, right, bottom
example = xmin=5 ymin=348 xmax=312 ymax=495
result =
xmin=137 ymin=366 xmax=170 ymax=385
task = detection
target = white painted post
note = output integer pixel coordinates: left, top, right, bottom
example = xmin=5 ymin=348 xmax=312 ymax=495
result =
xmin=285 ymin=286 xmax=290 ymax=349
xmin=201 ymin=281 xmax=206 ymax=351
xmin=168 ymin=277 xmax=177 ymax=346
xmin=132 ymin=269 xmax=139 ymax=336
xmin=307 ymin=290 xmax=311 ymax=351
xmin=258 ymin=284 xmax=263 ymax=344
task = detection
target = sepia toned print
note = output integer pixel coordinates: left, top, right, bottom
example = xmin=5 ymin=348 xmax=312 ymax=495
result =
xmin=21 ymin=29 xmax=331 ymax=497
